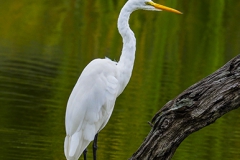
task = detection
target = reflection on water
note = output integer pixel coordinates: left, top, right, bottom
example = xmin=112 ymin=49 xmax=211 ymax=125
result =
xmin=0 ymin=0 xmax=240 ymax=160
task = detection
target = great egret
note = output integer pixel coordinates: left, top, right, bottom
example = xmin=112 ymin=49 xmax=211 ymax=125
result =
xmin=64 ymin=0 xmax=181 ymax=160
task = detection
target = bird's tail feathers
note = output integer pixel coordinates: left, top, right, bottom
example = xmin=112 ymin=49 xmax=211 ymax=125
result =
xmin=64 ymin=133 xmax=89 ymax=160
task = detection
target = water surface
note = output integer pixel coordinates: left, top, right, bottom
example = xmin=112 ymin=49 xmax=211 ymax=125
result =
xmin=0 ymin=0 xmax=240 ymax=159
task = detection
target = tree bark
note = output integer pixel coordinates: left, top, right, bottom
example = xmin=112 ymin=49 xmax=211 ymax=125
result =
xmin=129 ymin=54 xmax=240 ymax=160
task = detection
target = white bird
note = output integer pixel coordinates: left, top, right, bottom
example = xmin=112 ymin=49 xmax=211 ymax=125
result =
xmin=64 ymin=0 xmax=182 ymax=160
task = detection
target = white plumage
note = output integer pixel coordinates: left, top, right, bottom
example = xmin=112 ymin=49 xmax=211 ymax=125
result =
xmin=64 ymin=0 xmax=181 ymax=159
xmin=64 ymin=59 xmax=120 ymax=159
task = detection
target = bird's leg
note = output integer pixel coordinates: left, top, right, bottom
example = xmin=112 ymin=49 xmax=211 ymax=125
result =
xmin=93 ymin=133 xmax=99 ymax=160
xmin=83 ymin=148 xmax=87 ymax=160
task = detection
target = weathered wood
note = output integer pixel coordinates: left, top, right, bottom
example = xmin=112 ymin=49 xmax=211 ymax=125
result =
xmin=130 ymin=55 xmax=240 ymax=160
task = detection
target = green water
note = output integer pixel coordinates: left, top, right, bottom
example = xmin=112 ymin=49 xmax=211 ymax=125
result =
xmin=0 ymin=0 xmax=239 ymax=159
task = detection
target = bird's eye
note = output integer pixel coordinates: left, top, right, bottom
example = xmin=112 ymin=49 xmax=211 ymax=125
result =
xmin=145 ymin=2 xmax=151 ymax=5
xmin=145 ymin=1 xmax=154 ymax=6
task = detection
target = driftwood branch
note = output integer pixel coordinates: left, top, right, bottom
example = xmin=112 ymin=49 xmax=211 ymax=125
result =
xmin=130 ymin=55 xmax=240 ymax=160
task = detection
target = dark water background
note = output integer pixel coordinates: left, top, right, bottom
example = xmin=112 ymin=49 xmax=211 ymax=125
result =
xmin=0 ymin=0 xmax=240 ymax=159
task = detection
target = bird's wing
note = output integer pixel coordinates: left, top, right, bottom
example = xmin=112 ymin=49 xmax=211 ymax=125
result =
xmin=64 ymin=58 xmax=119 ymax=159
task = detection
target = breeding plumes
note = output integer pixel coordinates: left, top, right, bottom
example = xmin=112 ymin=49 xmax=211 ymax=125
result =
xmin=64 ymin=0 xmax=181 ymax=159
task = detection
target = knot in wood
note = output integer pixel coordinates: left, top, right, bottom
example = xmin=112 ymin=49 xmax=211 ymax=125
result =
xmin=161 ymin=118 xmax=170 ymax=129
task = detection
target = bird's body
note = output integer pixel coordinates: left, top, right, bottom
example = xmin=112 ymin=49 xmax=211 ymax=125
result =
xmin=64 ymin=58 xmax=120 ymax=159
xmin=64 ymin=0 xmax=181 ymax=160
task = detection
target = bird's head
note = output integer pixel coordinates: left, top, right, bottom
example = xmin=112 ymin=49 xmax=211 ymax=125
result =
xmin=127 ymin=0 xmax=182 ymax=14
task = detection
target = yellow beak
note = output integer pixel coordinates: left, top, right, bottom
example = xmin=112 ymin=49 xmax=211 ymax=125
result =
xmin=147 ymin=1 xmax=182 ymax=14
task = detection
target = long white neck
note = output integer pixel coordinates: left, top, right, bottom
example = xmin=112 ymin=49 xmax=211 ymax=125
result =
xmin=117 ymin=2 xmax=136 ymax=94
